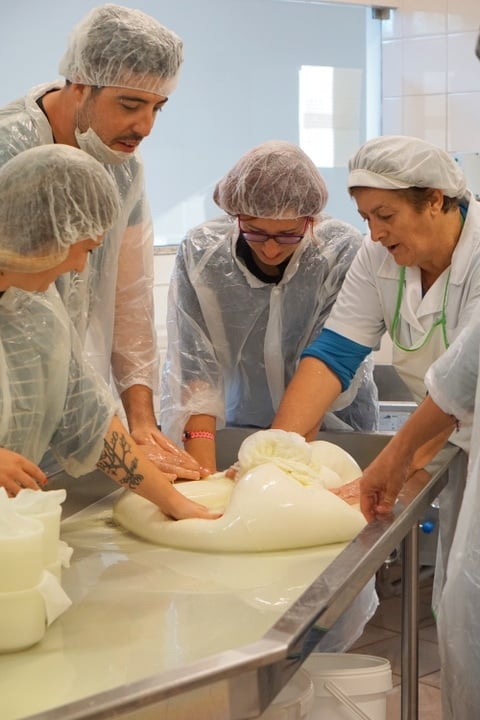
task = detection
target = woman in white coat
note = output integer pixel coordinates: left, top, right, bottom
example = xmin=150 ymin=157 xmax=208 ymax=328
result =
xmin=273 ymin=134 xmax=480 ymax=607
xmin=160 ymin=140 xmax=379 ymax=474
xmin=274 ymin=135 xmax=480 ymax=443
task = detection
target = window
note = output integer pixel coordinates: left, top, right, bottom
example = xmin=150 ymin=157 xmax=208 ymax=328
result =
xmin=299 ymin=65 xmax=362 ymax=168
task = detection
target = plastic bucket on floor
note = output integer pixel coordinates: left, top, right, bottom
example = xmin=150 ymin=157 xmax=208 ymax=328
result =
xmin=258 ymin=669 xmax=314 ymax=720
xmin=303 ymin=653 xmax=392 ymax=720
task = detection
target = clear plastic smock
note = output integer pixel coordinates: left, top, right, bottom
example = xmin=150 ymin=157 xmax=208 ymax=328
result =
xmin=160 ymin=214 xmax=378 ymax=445
xmin=424 ymin=318 xmax=480 ymax=719
xmin=0 ymin=286 xmax=117 ymax=477
xmin=0 ymin=82 xmax=158 ymax=396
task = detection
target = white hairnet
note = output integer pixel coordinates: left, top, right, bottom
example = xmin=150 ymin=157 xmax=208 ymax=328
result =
xmin=213 ymin=140 xmax=329 ymax=219
xmin=59 ymin=4 xmax=183 ymax=97
xmin=0 ymin=144 xmax=119 ymax=272
xmin=348 ymin=135 xmax=467 ymax=199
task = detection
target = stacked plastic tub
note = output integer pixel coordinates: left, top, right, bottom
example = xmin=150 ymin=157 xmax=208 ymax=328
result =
xmin=0 ymin=488 xmax=72 ymax=653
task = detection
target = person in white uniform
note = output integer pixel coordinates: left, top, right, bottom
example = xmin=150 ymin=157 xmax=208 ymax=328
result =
xmin=357 ymin=40 xmax=480 ymax=720
xmin=274 ymin=135 xmax=480 ymax=437
xmin=0 ymin=144 xmax=217 ymax=522
xmin=355 ymin=318 xmax=480 ymax=719
xmin=160 ymin=140 xmax=379 ymax=474
xmin=0 ymin=4 xmax=201 ymax=480
xmin=272 ymin=134 xmax=480 ymax=609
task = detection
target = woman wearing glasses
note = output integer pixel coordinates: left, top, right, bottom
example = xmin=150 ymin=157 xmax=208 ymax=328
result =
xmin=160 ymin=140 xmax=378 ymax=474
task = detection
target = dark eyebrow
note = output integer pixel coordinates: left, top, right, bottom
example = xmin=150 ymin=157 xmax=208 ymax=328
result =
xmin=117 ymin=95 xmax=169 ymax=108
xmin=358 ymin=204 xmax=393 ymax=216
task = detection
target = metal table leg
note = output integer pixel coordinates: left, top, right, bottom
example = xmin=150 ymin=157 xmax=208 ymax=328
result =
xmin=401 ymin=523 xmax=420 ymax=720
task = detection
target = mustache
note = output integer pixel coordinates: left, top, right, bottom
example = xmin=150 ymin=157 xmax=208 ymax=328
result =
xmin=116 ymin=133 xmax=144 ymax=143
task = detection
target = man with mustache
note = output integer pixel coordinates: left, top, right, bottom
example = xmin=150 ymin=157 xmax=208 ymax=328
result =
xmin=0 ymin=4 xmax=203 ymax=480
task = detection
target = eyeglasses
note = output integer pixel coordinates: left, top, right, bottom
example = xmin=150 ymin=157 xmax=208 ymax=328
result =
xmin=237 ymin=217 xmax=311 ymax=245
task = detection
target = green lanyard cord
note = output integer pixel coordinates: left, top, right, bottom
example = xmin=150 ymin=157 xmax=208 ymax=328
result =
xmin=391 ymin=265 xmax=451 ymax=352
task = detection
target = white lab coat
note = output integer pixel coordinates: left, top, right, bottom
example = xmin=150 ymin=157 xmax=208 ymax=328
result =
xmin=0 ymin=287 xmax=117 ymax=477
xmin=160 ymin=214 xmax=379 ymax=446
xmin=325 ymin=190 xmax=480 ymax=452
xmin=0 ymin=82 xmax=158 ymax=396
xmin=424 ymin=319 xmax=480 ymax=719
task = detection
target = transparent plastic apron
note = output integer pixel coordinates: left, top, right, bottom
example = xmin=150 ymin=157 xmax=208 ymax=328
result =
xmin=391 ymin=265 xmax=466 ymax=613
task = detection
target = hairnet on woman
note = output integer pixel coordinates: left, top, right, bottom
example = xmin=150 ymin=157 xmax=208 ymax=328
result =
xmin=347 ymin=134 xmax=466 ymax=196
xmin=160 ymin=138 xmax=378 ymax=469
xmin=0 ymin=144 xmax=119 ymax=272
xmin=213 ymin=139 xmax=328 ymax=218
xmin=0 ymin=144 xmax=217 ymax=521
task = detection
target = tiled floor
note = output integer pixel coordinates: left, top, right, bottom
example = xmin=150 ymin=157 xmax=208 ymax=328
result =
xmin=350 ymin=568 xmax=442 ymax=719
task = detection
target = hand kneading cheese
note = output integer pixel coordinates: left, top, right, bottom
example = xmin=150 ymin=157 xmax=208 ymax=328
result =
xmin=113 ymin=430 xmax=366 ymax=552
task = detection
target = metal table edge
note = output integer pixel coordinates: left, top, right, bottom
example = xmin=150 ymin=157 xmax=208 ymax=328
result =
xmin=23 ymin=443 xmax=460 ymax=720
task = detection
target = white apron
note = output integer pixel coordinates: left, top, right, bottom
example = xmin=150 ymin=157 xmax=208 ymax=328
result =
xmin=392 ymin=265 xmax=468 ymax=614
xmin=392 ymin=265 xmax=449 ymax=404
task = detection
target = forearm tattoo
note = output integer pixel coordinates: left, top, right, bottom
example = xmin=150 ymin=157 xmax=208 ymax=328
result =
xmin=97 ymin=431 xmax=143 ymax=489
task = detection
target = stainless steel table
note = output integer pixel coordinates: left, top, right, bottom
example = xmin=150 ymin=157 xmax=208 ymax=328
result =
xmin=4 ymin=430 xmax=461 ymax=720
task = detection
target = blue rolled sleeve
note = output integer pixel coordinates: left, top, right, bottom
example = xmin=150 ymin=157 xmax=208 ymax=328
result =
xmin=301 ymin=328 xmax=372 ymax=391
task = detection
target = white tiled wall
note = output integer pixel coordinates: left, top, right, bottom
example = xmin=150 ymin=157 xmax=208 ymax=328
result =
xmin=367 ymin=0 xmax=479 ymax=364
xmin=382 ymin=0 xmax=480 ymax=154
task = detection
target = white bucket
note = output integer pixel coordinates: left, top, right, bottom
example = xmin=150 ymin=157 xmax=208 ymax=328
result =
xmin=258 ymin=669 xmax=314 ymax=720
xmin=304 ymin=653 xmax=392 ymax=720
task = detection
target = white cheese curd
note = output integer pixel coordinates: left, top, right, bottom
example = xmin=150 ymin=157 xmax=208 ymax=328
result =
xmin=113 ymin=429 xmax=365 ymax=552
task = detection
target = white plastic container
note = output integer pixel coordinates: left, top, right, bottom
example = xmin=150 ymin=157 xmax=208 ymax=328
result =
xmin=258 ymin=669 xmax=314 ymax=720
xmin=0 ymin=585 xmax=46 ymax=652
xmin=12 ymin=492 xmax=63 ymax=566
xmin=32 ymin=505 xmax=62 ymax=565
xmin=0 ymin=515 xmax=44 ymax=592
xmin=304 ymin=653 xmax=392 ymax=720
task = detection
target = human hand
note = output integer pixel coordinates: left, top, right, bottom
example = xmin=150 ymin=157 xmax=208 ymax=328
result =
xmin=0 ymin=449 xmax=47 ymax=497
xmin=359 ymin=460 xmax=409 ymax=522
xmin=225 ymin=462 xmax=240 ymax=481
xmin=161 ymin=488 xmax=222 ymax=521
xmin=131 ymin=425 xmax=209 ymax=480
xmin=329 ymin=477 xmax=361 ymax=505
